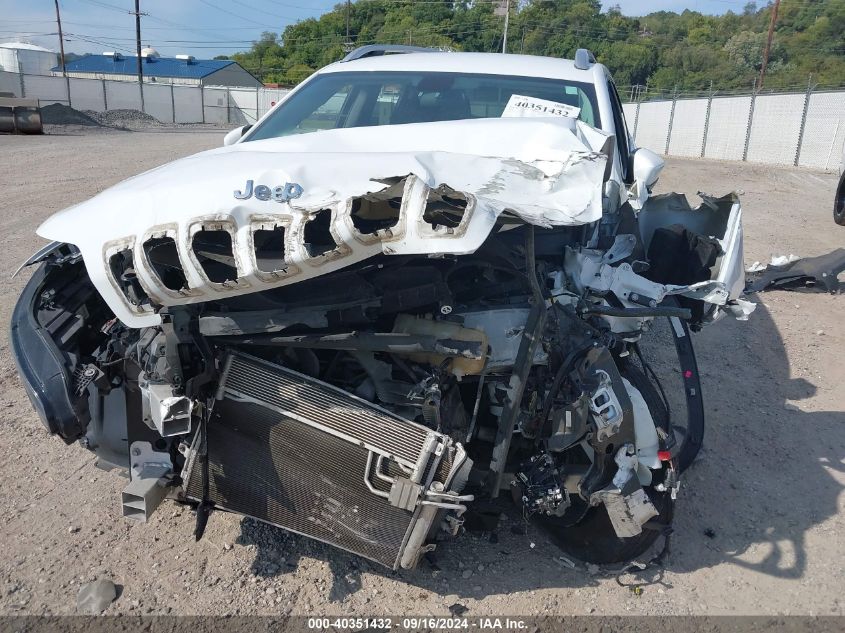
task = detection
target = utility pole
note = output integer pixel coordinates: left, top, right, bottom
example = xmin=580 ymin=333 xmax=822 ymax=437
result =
xmin=759 ymin=0 xmax=780 ymax=89
xmin=502 ymin=0 xmax=510 ymax=54
xmin=53 ymin=0 xmax=66 ymax=77
xmin=133 ymin=0 xmax=143 ymax=84
xmin=494 ymin=0 xmax=510 ymax=53
xmin=131 ymin=0 xmax=147 ymax=112
xmin=343 ymin=0 xmax=353 ymax=52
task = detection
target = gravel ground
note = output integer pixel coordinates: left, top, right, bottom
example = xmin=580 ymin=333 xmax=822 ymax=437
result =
xmin=0 ymin=126 xmax=843 ymax=617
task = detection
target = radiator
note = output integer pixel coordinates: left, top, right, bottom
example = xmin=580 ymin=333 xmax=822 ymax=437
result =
xmin=184 ymin=351 xmax=467 ymax=569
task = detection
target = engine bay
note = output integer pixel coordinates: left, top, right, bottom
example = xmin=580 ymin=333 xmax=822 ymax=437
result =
xmin=10 ymin=184 xmax=751 ymax=568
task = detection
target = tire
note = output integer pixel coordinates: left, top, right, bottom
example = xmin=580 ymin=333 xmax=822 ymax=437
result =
xmin=539 ymin=364 xmax=673 ymax=564
xmin=835 ymin=172 xmax=845 ymax=226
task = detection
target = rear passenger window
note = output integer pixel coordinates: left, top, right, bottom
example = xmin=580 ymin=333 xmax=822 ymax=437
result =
xmin=607 ymin=79 xmax=631 ymax=182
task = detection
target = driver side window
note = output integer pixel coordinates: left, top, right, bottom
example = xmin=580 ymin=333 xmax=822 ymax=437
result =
xmin=296 ymin=86 xmax=351 ymax=133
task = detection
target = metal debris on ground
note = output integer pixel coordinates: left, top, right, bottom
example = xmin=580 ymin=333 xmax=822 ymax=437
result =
xmin=557 ymin=555 xmax=576 ymax=569
xmin=746 ymin=254 xmax=801 ymax=272
xmin=76 ymin=578 xmax=117 ymax=614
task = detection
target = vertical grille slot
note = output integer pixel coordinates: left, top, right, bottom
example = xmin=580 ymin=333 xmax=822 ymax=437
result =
xmin=192 ymin=228 xmax=238 ymax=283
xmin=253 ymin=225 xmax=287 ymax=273
xmin=143 ymin=236 xmax=187 ymax=292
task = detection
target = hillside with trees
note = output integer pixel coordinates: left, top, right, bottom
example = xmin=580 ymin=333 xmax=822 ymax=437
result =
xmin=226 ymin=0 xmax=845 ymax=96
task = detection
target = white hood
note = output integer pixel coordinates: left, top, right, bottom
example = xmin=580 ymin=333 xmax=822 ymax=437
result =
xmin=38 ymin=117 xmax=611 ymax=327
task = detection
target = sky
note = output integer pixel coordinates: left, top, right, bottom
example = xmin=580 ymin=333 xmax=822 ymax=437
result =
xmin=1 ymin=0 xmax=749 ymax=61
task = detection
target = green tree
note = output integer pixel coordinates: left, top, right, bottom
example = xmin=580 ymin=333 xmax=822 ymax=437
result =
xmin=224 ymin=0 xmax=844 ymax=93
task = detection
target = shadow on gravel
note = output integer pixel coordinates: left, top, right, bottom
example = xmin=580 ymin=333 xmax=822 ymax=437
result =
xmin=665 ymin=298 xmax=845 ymax=582
xmin=234 ymin=299 xmax=844 ymax=600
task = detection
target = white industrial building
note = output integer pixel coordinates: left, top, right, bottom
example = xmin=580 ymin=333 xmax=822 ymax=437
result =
xmin=0 ymin=42 xmax=58 ymax=75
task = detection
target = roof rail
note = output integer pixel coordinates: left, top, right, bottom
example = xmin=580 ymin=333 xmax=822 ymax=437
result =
xmin=341 ymin=44 xmax=442 ymax=62
xmin=573 ymin=48 xmax=596 ymax=70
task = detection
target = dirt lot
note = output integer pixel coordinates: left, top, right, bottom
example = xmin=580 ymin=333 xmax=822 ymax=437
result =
xmin=0 ymin=127 xmax=842 ymax=617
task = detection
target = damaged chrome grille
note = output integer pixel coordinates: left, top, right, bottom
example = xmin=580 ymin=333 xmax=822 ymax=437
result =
xmin=184 ymin=352 xmax=465 ymax=569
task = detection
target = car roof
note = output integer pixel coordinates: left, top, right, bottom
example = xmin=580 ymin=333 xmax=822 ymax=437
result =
xmin=318 ymin=51 xmax=604 ymax=84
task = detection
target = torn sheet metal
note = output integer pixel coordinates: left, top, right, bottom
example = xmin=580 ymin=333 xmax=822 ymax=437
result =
xmin=36 ymin=117 xmax=610 ymax=328
xmin=746 ymin=248 xmax=845 ymax=294
xmin=637 ymin=191 xmax=752 ymax=323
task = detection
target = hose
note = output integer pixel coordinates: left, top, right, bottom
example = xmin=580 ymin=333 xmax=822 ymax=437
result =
xmin=524 ymin=342 xmax=592 ymax=439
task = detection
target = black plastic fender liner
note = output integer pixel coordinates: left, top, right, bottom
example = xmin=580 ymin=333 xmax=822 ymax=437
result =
xmin=10 ymin=261 xmax=89 ymax=443
xmin=668 ymin=312 xmax=705 ymax=472
xmin=746 ymin=248 xmax=845 ymax=294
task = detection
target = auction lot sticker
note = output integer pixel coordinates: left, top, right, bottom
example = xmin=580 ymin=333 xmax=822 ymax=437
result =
xmin=501 ymin=94 xmax=581 ymax=119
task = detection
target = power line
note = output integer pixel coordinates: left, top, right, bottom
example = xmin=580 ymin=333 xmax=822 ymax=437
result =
xmin=228 ymin=0 xmax=293 ymax=21
xmin=77 ymin=0 xmax=132 ymax=14
xmin=68 ymin=33 xmax=135 ymax=54
xmin=197 ymin=0 xmax=277 ymax=27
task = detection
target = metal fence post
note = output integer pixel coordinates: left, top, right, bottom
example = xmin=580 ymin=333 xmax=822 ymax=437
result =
xmin=226 ymin=87 xmax=231 ymax=124
xmin=200 ymin=85 xmax=206 ymax=124
xmin=19 ymin=71 xmax=25 ymax=97
xmin=255 ymin=86 xmax=260 ymax=121
xmin=102 ymin=79 xmax=108 ymax=111
xmin=742 ymin=81 xmax=757 ymax=162
xmin=793 ymin=76 xmax=814 ymax=167
xmin=632 ymin=100 xmax=641 ymax=142
xmin=701 ymin=85 xmax=714 ymax=158
xmin=664 ymin=86 xmax=678 ymax=155
xmin=170 ymin=83 xmax=176 ymax=123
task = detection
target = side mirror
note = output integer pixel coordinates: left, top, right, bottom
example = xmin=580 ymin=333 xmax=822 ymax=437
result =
xmin=628 ymin=148 xmax=665 ymax=210
xmin=223 ymin=124 xmax=252 ymax=146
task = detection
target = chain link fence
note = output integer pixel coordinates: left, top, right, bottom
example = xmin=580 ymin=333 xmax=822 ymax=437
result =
xmin=3 ymin=68 xmax=844 ymax=171
xmin=0 ymin=69 xmax=290 ymax=126
xmin=622 ymin=85 xmax=845 ymax=171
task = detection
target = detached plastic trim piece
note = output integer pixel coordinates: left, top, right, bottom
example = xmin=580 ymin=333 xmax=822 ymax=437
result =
xmin=9 ymin=262 xmax=88 ymax=443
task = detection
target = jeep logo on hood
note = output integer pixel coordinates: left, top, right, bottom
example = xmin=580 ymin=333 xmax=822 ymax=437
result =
xmin=234 ymin=179 xmax=303 ymax=203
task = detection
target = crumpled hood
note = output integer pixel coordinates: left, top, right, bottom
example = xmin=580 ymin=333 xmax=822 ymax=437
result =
xmin=40 ymin=117 xmax=610 ymax=234
xmin=37 ymin=117 xmax=612 ymax=327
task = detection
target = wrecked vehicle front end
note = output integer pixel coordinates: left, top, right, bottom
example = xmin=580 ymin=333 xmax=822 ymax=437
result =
xmin=11 ymin=116 xmax=749 ymax=569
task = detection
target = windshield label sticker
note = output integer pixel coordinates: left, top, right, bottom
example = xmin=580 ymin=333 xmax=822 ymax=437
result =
xmin=502 ymin=94 xmax=581 ymax=119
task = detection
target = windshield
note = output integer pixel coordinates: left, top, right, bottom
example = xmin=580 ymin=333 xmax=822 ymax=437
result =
xmin=246 ymin=70 xmax=600 ymax=142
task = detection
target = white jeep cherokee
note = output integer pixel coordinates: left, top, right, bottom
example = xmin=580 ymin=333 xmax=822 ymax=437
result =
xmin=11 ymin=47 xmax=748 ymax=569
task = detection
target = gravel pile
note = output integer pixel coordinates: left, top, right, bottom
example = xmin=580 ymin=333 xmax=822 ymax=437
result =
xmin=84 ymin=108 xmax=162 ymax=128
xmin=40 ymin=104 xmax=164 ymax=129
xmin=40 ymin=103 xmax=101 ymax=126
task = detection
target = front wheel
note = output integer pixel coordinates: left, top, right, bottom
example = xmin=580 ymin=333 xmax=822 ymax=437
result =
xmin=539 ymin=364 xmax=673 ymax=564
xmin=835 ymin=172 xmax=845 ymax=226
